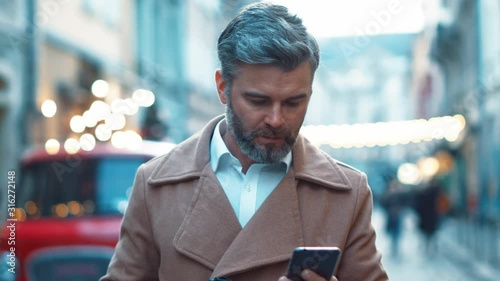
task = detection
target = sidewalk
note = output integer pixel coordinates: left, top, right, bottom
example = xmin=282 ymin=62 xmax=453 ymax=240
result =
xmin=372 ymin=207 xmax=499 ymax=281
xmin=438 ymin=218 xmax=500 ymax=281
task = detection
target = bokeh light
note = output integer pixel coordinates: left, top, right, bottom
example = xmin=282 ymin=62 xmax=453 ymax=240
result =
xmin=64 ymin=138 xmax=80 ymax=154
xmin=45 ymin=139 xmax=60 ymax=155
xmin=41 ymin=99 xmax=57 ymax=117
xmin=95 ymin=124 xmax=112 ymax=141
xmin=79 ymin=133 xmax=96 ymax=151
xmin=70 ymin=115 xmax=86 ymax=133
xmin=91 ymin=79 xmax=109 ymax=98
xmin=132 ymin=89 xmax=155 ymax=107
xmin=397 ymin=163 xmax=422 ymax=185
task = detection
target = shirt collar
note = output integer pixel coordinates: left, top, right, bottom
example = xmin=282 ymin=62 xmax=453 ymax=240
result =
xmin=210 ymin=120 xmax=292 ymax=173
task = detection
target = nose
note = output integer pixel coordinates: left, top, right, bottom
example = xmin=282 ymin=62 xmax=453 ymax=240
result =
xmin=265 ymin=104 xmax=285 ymax=128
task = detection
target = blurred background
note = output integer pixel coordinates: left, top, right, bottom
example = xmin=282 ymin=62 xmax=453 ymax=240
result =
xmin=0 ymin=0 xmax=499 ymax=280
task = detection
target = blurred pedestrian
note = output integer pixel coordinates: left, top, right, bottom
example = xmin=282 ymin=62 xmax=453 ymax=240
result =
xmin=380 ymin=179 xmax=405 ymax=257
xmin=414 ymin=178 xmax=443 ymax=256
xmin=100 ymin=2 xmax=387 ymax=281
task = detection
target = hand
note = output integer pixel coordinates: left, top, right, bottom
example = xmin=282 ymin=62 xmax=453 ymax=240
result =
xmin=278 ymin=270 xmax=338 ymax=281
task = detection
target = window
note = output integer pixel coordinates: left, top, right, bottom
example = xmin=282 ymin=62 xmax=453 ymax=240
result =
xmin=19 ymin=156 xmax=147 ymax=218
xmin=82 ymin=0 xmax=121 ymax=28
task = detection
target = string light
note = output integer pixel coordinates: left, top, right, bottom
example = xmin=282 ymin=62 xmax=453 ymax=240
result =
xmin=301 ymin=115 xmax=466 ymax=148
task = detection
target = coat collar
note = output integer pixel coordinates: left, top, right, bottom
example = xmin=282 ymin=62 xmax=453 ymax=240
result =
xmin=147 ymin=114 xmax=353 ymax=191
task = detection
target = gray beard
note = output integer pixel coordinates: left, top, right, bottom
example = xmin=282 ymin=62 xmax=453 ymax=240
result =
xmin=225 ymin=96 xmax=296 ymax=164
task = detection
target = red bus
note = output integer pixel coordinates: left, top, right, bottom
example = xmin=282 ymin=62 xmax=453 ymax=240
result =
xmin=0 ymin=141 xmax=174 ymax=281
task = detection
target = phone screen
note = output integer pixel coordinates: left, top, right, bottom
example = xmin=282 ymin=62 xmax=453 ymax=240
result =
xmin=285 ymin=247 xmax=341 ymax=281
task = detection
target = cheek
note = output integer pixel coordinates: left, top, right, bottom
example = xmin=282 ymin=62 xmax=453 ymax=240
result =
xmin=283 ymin=104 xmax=308 ymax=120
xmin=236 ymin=107 xmax=265 ymax=127
xmin=287 ymin=112 xmax=307 ymax=128
xmin=244 ymin=115 xmax=264 ymax=130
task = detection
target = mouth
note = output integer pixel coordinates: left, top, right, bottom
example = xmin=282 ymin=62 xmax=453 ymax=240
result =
xmin=258 ymin=135 xmax=284 ymax=145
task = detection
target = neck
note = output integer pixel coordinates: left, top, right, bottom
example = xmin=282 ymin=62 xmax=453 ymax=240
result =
xmin=220 ymin=120 xmax=254 ymax=174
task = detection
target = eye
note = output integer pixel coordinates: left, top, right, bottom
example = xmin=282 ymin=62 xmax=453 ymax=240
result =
xmin=248 ymin=98 xmax=269 ymax=106
xmin=283 ymin=95 xmax=307 ymax=108
xmin=284 ymin=101 xmax=300 ymax=107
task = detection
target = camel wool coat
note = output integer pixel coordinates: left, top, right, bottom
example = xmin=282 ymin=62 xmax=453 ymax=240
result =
xmin=101 ymin=115 xmax=388 ymax=281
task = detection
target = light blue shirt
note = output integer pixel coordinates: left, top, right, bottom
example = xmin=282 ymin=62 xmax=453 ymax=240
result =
xmin=210 ymin=120 xmax=292 ymax=227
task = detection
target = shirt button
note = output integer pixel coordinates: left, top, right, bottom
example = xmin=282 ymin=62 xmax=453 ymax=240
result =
xmin=245 ymin=185 xmax=251 ymax=192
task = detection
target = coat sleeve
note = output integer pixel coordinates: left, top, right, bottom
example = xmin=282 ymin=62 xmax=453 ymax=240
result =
xmin=336 ymin=173 xmax=388 ymax=281
xmin=100 ymin=164 xmax=161 ymax=281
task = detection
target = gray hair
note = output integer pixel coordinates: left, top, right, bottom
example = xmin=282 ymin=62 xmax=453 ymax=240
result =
xmin=217 ymin=2 xmax=320 ymax=88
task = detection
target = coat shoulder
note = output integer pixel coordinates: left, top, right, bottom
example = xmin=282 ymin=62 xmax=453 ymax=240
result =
xmin=321 ymin=150 xmax=366 ymax=179
xmin=142 ymin=132 xmax=207 ymax=184
xmin=334 ymin=158 xmax=365 ymax=177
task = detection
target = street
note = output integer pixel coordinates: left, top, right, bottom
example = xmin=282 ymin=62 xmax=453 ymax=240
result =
xmin=373 ymin=207 xmax=499 ymax=281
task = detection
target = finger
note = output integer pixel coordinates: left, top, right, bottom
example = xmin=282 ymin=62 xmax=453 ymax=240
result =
xmin=301 ymin=270 xmax=327 ymax=281
xmin=277 ymin=276 xmax=291 ymax=281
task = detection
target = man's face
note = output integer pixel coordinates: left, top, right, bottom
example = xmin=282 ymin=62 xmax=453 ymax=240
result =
xmin=216 ymin=62 xmax=313 ymax=164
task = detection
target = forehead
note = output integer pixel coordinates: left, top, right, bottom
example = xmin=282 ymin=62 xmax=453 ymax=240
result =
xmin=232 ymin=62 xmax=313 ymax=97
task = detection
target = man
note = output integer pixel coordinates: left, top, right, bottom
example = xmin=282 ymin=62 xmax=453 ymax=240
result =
xmin=101 ymin=3 xmax=387 ymax=281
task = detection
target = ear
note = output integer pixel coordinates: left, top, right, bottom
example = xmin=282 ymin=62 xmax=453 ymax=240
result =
xmin=215 ymin=69 xmax=228 ymax=105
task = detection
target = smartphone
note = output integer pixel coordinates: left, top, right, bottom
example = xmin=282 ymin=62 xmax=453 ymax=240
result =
xmin=285 ymin=247 xmax=342 ymax=281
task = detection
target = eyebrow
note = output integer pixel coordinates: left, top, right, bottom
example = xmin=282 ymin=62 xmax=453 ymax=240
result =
xmin=243 ymin=92 xmax=308 ymax=101
xmin=286 ymin=93 xmax=308 ymax=101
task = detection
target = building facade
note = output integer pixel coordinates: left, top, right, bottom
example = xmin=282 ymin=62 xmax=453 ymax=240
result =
xmin=414 ymin=0 xmax=500 ymax=266
xmin=134 ymin=0 xmax=256 ymax=143
xmin=32 ymin=0 xmax=141 ymax=149
xmin=0 ymin=0 xmax=35 ymax=220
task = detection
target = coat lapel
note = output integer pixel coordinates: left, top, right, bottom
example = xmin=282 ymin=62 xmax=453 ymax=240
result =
xmin=173 ymin=166 xmax=304 ymax=278
xmin=210 ymin=170 xmax=304 ymax=278
xmin=172 ymin=164 xmax=242 ymax=270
